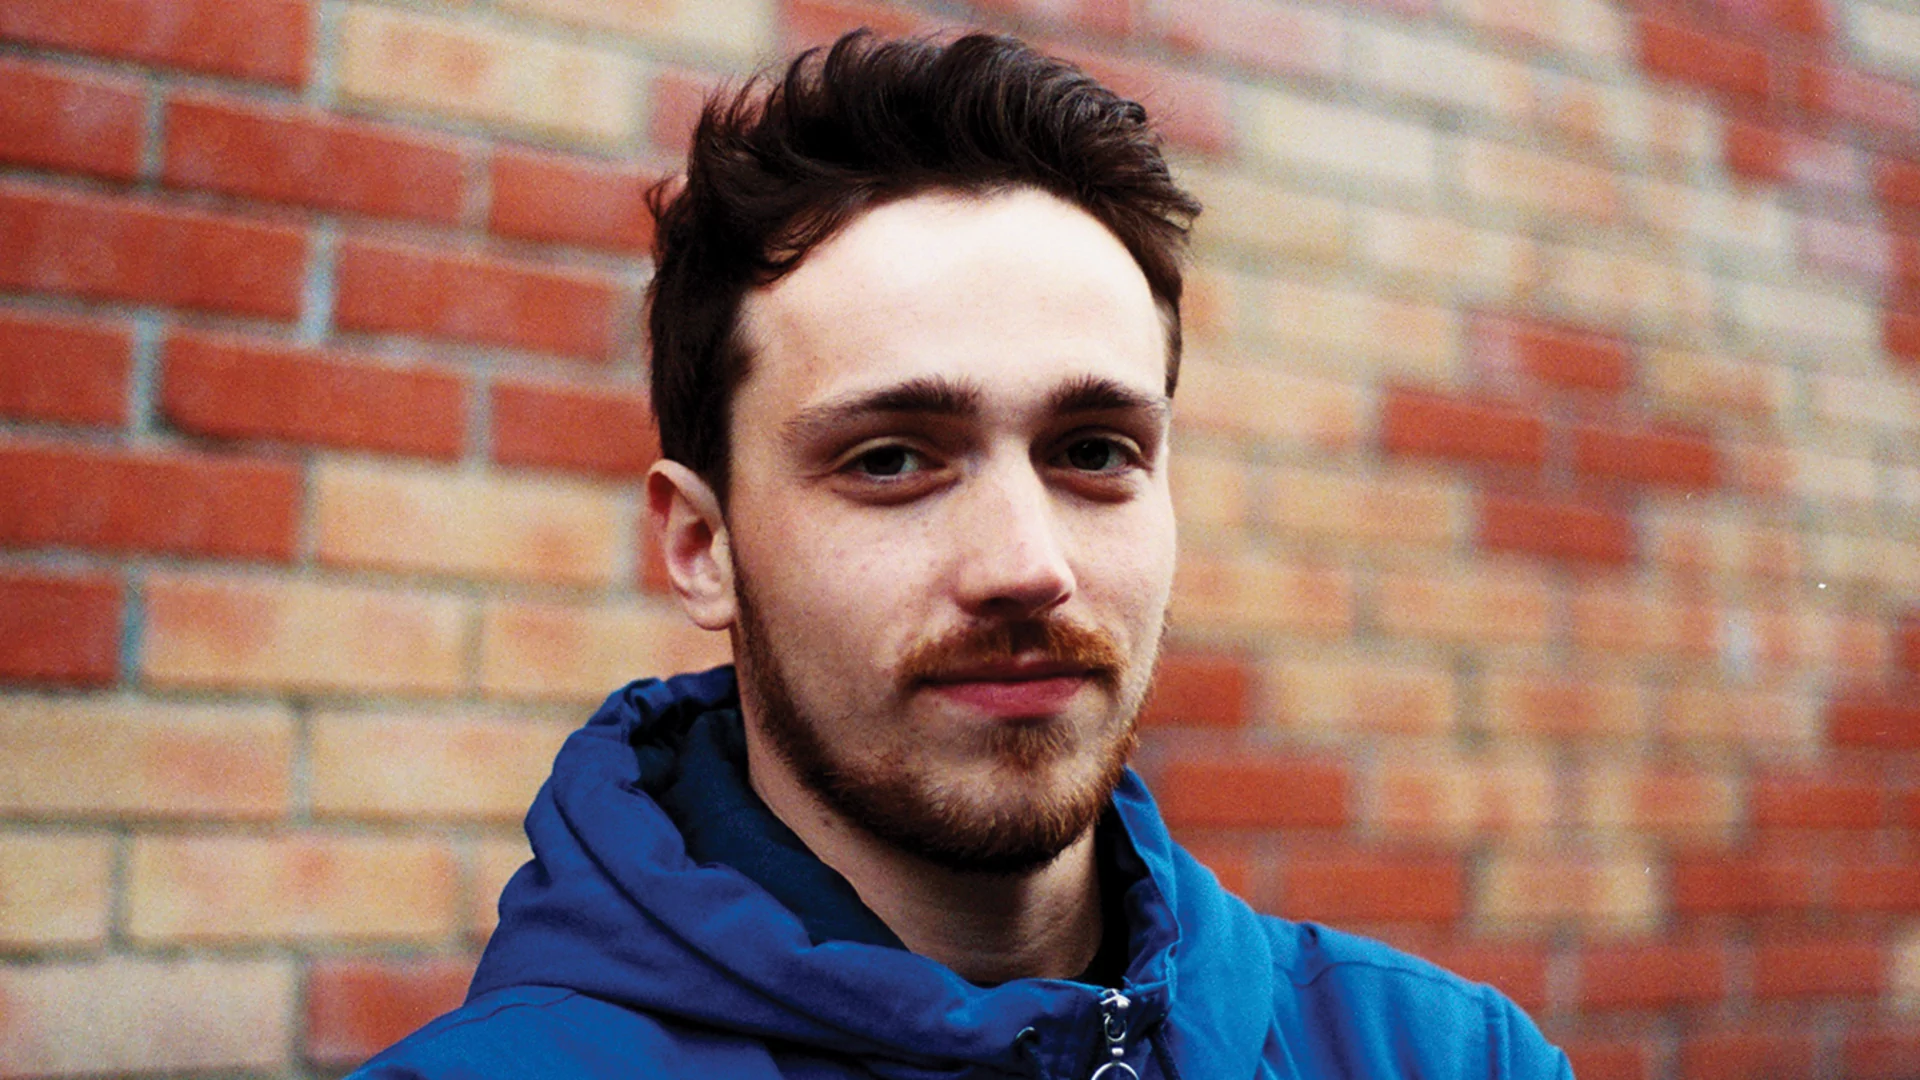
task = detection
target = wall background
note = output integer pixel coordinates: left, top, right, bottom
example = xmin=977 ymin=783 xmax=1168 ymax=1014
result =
xmin=1 ymin=0 xmax=1918 ymax=1075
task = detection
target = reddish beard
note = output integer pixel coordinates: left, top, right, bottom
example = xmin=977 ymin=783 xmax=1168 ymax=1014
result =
xmin=735 ymin=577 xmax=1145 ymax=875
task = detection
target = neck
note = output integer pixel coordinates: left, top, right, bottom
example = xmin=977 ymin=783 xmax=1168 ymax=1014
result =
xmin=743 ymin=731 xmax=1105 ymax=986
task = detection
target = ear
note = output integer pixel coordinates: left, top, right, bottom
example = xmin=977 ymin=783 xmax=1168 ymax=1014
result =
xmin=647 ymin=459 xmax=737 ymax=631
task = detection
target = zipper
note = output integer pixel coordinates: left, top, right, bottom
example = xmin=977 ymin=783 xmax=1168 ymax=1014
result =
xmin=1088 ymin=988 xmax=1138 ymax=1080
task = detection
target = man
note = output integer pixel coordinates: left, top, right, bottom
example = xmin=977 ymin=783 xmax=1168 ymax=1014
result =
xmin=355 ymin=31 xmax=1572 ymax=1079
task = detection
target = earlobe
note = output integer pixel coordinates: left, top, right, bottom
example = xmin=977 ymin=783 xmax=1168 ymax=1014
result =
xmin=646 ymin=460 xmax=738 ymax=631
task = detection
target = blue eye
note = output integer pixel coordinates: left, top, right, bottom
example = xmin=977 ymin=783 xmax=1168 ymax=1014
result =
xmin=851 ymin=445 xmax=921 ymax=477
xmin=1063 ymin=438 xmax=1127 ymax=472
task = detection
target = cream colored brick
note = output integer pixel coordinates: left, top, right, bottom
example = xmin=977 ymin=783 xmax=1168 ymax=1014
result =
xmin=1571 ymin=79 xmax=1717 ymax=169
xmin=128 ymin=832 xmax=459 ymax=943
xmin=1542 ymin=243 xmax=1712 ymax=329
xmin=1643 ymin=501 xmax=1804 ymax=582
xmin=1644 ymin=347 xmax=1789 ymax=421
xmin=1240 ymin=87 xmax=1436 ymax=192
xmin=1169 ymin=449 xmax=1252 ymax=531
xmin=478 ymin=598 xmax=731 ymax=701
xmin=1850 ymin=3 xmax=1920 ymax=81
xmin=1176 ymin=160 xmax=1346 ymax=263
xmin=1577 ymin=761 xmax=1740 ymax=843
xmin=1375 ymin=563 xmax=1557 ymax=645
xmin=1458 ymin=138 xmax=1620 ymax=224
xmin=1477 ymin=846 xmax=1659 ymax=935
xmin=1812 ymin=371 xmax=1920 ymax=433
xmin=1482 ymin=665 xmax=1649 ymax=740
xmin=1789 ymin=447 xmax=1880 ymax=509
xmin=1265 ymin=464 xmax=1466 ymax=549
xmin=1630 ymin=178 xmax=1793 ymax=263
xmin=497 ymin=0 xmax=775 ymax=59
xmin=0 ymin=957 xmax=293 ymax=1076
xmin=1812 ymin=531 xmax=1920 ymax=591
xmin=1370 ymin=748 xmax=1556 ymax=840
xmin=1570 ymin=581 xmax=1717 ymax=659
xmin=1357 ymin=207 xmax=1539 ymax=300
xmin=1174 ymin=351 xmax=1364 ymax=449
xmin=1170 ymin=550 xmax=1354 ymax=636
xmin=1449 ymin=0 xmax=1625 ymax=62
xmin=311 ymin=711 xmax=574 ymax=820
xmin=340 ymin=3 xmax=642 ymax=147
xmin=1659 ymin=680 xmax=1820 ymax=749
xmin=1266 ymin=653 xmax=1455 ymax=735
xmin=143 ymin=574 xmax=470 ymax=696
xmin=1727 ymin=281 xmax=1878 ymax=359
xmin=1251 ymin=279 xmax=1458 ymax=378
xmin=1352 ymin=25 xmax=1530 ymax=118
xmin=316 ymin=459 xmax=625 ymax=588
xmin=0 ymin=831 xmax=111 ymax=948
xmin=0 ymin=697 xmax=292 ymax=819
xmin=1893 ymin=924 xmax=1920 ymax=1010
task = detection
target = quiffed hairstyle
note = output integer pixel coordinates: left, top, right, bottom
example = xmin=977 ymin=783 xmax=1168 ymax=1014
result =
xmin=646 ymin=30 xmax=1202 ymax=497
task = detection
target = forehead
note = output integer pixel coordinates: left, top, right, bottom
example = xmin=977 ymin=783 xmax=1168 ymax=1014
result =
xmin=732 ymin=188 xmax=1167 ymax=422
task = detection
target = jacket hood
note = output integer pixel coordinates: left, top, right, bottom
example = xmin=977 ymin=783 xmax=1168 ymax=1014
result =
xmin=468 ymin=668 xmax=1274 ymax=1080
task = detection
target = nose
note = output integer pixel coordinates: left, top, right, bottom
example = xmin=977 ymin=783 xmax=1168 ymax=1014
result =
xmin=950 ymin=458 xmax=1076 ymax=618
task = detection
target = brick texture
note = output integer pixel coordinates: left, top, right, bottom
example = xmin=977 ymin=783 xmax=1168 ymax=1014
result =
xmin=0 ymin=0 xmax=1916 ymax=1065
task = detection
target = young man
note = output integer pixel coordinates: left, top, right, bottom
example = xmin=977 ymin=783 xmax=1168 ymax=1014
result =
xmin=354 ymin=32 xmax=1572 ymax=1079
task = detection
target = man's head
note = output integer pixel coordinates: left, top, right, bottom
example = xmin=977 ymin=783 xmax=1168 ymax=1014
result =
xmin=647 ymin=32 xmax=1198 ymax=876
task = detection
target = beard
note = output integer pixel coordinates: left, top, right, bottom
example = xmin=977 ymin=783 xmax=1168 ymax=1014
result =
xmin=733 ymin=572 xmax=1149 ymax=876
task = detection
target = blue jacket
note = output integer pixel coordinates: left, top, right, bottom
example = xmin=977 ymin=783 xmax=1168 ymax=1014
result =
xmin=354 ymin=668 xmax=1573 ymax=1079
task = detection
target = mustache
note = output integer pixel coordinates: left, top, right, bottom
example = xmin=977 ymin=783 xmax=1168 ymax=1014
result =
xmin=896 ymin=617 xmax=1125 ymax=686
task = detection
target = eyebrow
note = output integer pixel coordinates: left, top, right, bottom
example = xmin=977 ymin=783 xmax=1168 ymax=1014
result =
xmin=781 ymin=372 xmax=1172 ymax=448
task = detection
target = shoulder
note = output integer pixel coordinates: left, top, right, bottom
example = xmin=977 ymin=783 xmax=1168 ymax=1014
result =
xmin=1259 ymin=920 xmax=1572 ymax=1080
xmin=346 ymin=987 xmax=771 ymax=1080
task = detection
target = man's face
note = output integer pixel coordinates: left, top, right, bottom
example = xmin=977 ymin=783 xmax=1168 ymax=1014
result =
xmin=722 ymin=187 xmax=1176 ymax=874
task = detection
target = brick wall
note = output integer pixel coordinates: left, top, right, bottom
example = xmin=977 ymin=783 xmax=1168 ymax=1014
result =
xmin=1 ymin=0 xmax=1917 ymax=1076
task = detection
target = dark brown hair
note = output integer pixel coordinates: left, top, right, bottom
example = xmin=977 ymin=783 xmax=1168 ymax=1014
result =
xmin=646 ymin=30 xmax=1200 ymax=496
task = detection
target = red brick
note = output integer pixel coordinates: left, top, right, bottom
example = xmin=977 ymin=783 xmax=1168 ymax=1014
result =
xmin=1878 ymin=158 xmax=1920 ymax=213
xmin=0 ymin=57 xmax=144 ymax=180
xmin=781 ymin=0 xmax=934 ymax=50
xmin=1801 ymin=64 xmax=1920 ymax=135
xmin=1172 ymin=836 xmax=1254 ymax=898
xmin=1578 ymin=942 xmax=1728 ymax=1010
xmin=1727 ymin=121 xmax=1788 ymax=183
xmin=1899 ymin=613 xmax=1920 ymax=677
xmin=306 ymin=956 xmax=475 ymax=1066
xmin=1562 ymin=1038 xmax=1651 ymax=1080
xmin=1832 ymin=863 xmax=1920 ymax=912
xmin=1888 ymin=310 xmax=1920 ymax=363
xmin=0 ymin=309 xmax=129 ymax=425
xmin=1846 ymin=1029 xmax=1920 ymax=1080
xmin=489 ymin=147 xmax=655 ymax=253
xmin=1638 ymin=17 xmax=1772 ymax=105
xmin=490 ymin=378 xmax=655 ymax=476
xmin=334 ymin=238 xmax=617 ymax=361
xmin=1830 ymin=695 xmax=1920 ymax=749
xmin=0 ymin=440 xmax=298 ymax=560
xmin=1754 ymin=936 xmax=1885 ymax=999
xmin=1157 ymin=757 xmax=1349 ymax=829
xmin=1753 ymin=772 xmax=1885 ymax=829
xmin=975 ymin=0 xmax=1132 ymax=36
xmin=0 ymin=0 xmax=312 ymax=86
xmin=1282 ymin=851 xmax=1464 ymax=924
xmin=1670 ymin=854 xmax=1817 ymax=915
xmin=1474 ymin=315 xmax=1632 ymax=393
xmin=1380 ymin=388 xmax=1547 ymax=468
xmin=0 ymin=572 xmax=119 ymax=686
xmin=1048 ymin=43 xmax=1235 ymax=156
xmin=163 ymin=331 xmax=465 ymax=459
xmin=1680 ymin=1029 xmax=1816 ymax=1080
xmin=1479 ymin=494 xmax=1633 ymax=565
xmin=0 ymin=182 xmax=306 ymax=319
xmin=651 ymin=67 xmax=719 ymax=157
xmin=1574 ymin=425 xmax=1719 ymax=489
xmin=164 ymin=94 xmax=466 ymax=224
xmin=1139 ymin=648 xmax=1250 ymax=728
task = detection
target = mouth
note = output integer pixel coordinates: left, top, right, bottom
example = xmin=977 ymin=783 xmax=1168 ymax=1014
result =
xmin=919 ymin=659 xmax=1102 ymax=717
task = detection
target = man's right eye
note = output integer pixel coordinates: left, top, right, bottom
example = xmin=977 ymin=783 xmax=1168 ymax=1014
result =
xmin=847 ymin=445 xmax=924 ymax=478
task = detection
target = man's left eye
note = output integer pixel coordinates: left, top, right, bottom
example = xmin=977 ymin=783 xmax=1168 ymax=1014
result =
xmin=1061 ymin=438 xmax=1129 ymax=472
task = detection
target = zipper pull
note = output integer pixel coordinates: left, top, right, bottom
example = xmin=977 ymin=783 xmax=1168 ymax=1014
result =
xmin=1089 ymin=988 xmax=1138 ymax=1080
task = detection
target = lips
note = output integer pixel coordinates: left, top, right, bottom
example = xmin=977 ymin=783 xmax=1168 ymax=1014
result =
xmin=920 ymin=661 xmax=1097 ymax=717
